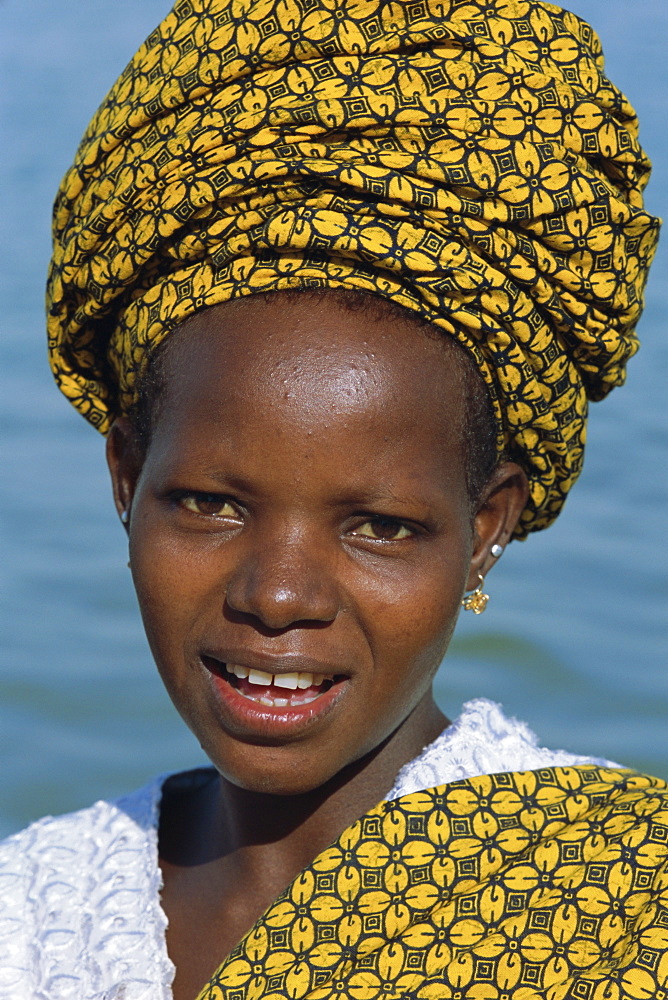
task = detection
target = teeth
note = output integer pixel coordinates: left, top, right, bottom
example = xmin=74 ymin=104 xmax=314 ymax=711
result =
xmin=244 ymin=690 xmax=322 ymax=706
xmin=227 ymin=664 xmax=335 ymax=691
xmin=247 ymin=668 xmax=273 ymax=686
xmin=226 ymin=663 xmax=334 ymax=696
xmin=273 ymin=672 xmax=300 ymax=690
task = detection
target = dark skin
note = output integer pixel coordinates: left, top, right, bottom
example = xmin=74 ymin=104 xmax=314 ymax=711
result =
xmin=107 ymin=295 xmax=528 ymax=1000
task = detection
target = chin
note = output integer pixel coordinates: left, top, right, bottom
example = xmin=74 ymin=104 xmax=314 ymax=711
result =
xmin=213 ymin=751 xmax=349 ymax=798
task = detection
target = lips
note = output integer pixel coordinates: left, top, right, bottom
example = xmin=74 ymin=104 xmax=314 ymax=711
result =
xmin=201 ymin=654 xmax=348 ymax=733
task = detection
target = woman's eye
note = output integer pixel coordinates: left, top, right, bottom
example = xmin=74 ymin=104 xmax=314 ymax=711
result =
xmin=179 ymin=494 xmax=239 ymax=518
xmin=353 ymin=519 xmax=412 ymax=541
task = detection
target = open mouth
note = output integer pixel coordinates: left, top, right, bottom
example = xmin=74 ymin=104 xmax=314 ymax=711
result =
xmin=203 ymin=657 xmax=340 ymax=709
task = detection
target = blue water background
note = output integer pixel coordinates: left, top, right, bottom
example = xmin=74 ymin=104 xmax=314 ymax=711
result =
xmin=1 ymin=0 xmax=666 ymax=838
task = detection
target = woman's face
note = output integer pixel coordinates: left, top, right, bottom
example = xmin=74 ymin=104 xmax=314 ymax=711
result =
xmin=109 ymin=295 xmax=523 ymax=795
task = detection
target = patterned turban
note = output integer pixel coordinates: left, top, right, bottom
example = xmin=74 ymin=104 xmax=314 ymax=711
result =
xmin=46 ymin=0 xmax=659 ymax=537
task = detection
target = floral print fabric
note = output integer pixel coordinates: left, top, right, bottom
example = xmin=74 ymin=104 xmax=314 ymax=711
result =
xmin=198 ymin=766 xmax=668 ymax=999
xmin=46 ymin=0 xmax=660 ymax=535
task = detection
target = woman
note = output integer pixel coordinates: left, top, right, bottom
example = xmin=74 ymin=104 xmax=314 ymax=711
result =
xmin=1 ymin=1 xmax=665 ymax=998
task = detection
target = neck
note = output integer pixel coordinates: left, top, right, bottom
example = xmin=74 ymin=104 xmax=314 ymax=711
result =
xmin=218 ymin=733 xmax=414 ymax=865
xmin=158 ymin=700 xmax=448 ymax=996
xmin=161 ymin=698 xmax=447 ymax=878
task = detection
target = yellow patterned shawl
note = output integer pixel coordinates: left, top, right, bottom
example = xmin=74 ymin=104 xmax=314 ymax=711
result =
xmin=46 ymin=0 xmax=660 ymax=536
xmin=196 ymin=766 xmax=668 ymax=1000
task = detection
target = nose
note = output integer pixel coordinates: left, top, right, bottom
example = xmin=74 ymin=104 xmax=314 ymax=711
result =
xmin=224 ymin=528 xmax=341 ymax=631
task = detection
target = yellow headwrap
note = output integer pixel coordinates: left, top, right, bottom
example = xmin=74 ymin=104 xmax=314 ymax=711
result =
xmin=46 ymin=0 xmax=659 ymax=537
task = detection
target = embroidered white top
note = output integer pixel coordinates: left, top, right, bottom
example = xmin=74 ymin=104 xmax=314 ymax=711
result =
xmin=0 ymin=699 xmax=616 ymax=1000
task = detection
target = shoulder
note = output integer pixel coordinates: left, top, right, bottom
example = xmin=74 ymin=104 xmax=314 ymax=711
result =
xmin=387 ymin=698 xmax=621 ymax=800
xmin=0 ymin=774 xmax=173 ymax=1000
xmin=0 ymin=772 xmax=165 ymax=880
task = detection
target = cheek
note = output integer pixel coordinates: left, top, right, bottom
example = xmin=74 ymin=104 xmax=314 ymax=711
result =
xmin=128 ymin=516 xmax=211 ymax=663
xmin=129 ymin=534 xmax=222 ymax=738
xmin=358 ymin=551 xmax=467 ymax=680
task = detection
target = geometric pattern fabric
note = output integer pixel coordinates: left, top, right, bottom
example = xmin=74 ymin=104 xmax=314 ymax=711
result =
xmin=46 ymin=0 xmax=660 ymax=535
xmin=197 ymin=766 xmax=668 ymax=999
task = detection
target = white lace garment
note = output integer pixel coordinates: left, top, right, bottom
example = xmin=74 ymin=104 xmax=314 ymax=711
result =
xmin=0 ymin=699 xmax=616 ymax=1000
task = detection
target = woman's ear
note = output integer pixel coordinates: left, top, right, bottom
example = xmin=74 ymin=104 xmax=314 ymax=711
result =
xmin=106 ymin=417 xmax=143 ymax=532
xmin=465 ymin=461 xmax=529 ymax=590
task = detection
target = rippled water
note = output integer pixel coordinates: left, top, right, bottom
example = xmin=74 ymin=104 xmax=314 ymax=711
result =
xmin=1 ymin=0 xmax=666 ymax=838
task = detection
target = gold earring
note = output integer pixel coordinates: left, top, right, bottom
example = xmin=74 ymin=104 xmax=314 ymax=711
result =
xmin=461 ymin=573 xmax=489 ymax=614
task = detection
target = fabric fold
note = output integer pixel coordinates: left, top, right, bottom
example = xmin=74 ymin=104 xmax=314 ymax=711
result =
xmin=46 ymin=0 xmax=660 ymax=535
xmin=196 ymin=765 xmax=668 ymax=1000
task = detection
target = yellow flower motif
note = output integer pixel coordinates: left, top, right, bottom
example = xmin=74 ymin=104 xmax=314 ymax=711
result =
xmin=48 ymin=0 xmax=659 ymax=546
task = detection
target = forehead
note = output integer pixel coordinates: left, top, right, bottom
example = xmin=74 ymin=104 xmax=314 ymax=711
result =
xmin=159 ymin=294 xmax=465 ymax=426
xmin=145 ymin=294 xmax=472 ymax=503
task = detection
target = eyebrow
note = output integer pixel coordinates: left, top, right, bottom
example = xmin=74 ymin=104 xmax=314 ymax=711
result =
xmin=335 ymin=487 xmax=412 ymax=507
xmin=197 ymin=470 xmax=436 ymax=512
